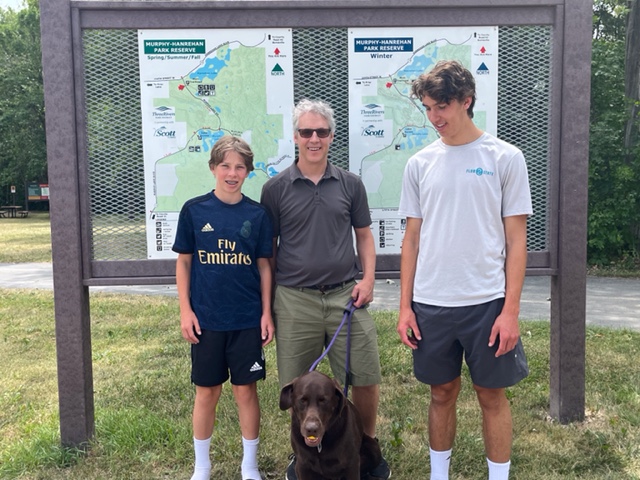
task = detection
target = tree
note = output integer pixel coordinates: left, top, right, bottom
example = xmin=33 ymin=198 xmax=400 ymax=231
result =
xmin=624 ymin=0 xmax=640 ymax=252
xmin=0 ymin=0 xmax=46 ymax=207
xmin=625 ymin=0 xmax=640 ymax=109
xmin=589 ymin=0 xmax=640 ymax=265
xmin=624 ymin=0 xmax=640 ymax=144
xmin=593 ymin=0 xmax=628 ymax=39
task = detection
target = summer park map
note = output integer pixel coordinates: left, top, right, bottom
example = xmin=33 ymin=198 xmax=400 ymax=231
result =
xmin=138 ymin=29 xmax=294 ymax=259
xmin=138 ymin=27 xmax=497 ymax=258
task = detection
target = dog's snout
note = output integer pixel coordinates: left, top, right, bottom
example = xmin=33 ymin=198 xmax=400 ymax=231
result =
xmin=302 ymin=415 xmax=321 ymax=436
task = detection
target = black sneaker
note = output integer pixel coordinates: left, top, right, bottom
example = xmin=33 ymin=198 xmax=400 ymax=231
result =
xmin=365 ymin=456 xmax=391 ymax=480
xmin=285 ymin=453 xmax=297 ymax=480
xmin=286 ymin=451 xmax=389 ymax=480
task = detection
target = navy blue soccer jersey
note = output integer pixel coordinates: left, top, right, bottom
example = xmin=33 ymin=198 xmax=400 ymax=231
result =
xmin=172 ymin=192 xmax=273 ymax=331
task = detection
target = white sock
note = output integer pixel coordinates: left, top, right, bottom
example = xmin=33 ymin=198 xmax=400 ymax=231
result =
xmin=241 ymin=436 xmax=261 ymax=480
xmin=487 ymin=458 xmax=511 ymax=480
xmin=430 ymin=447 xmax=452 ymax=480
xmin=191 ymin=436 xmax=211 ymax=480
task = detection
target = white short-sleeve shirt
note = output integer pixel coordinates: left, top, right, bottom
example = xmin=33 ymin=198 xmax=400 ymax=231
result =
xmin=398 ymin=132 xmax=533 ymax=307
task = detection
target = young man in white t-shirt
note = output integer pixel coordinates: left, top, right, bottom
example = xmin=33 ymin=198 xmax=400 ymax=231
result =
xmin=397 ymin=60 xmax=533 ymax=480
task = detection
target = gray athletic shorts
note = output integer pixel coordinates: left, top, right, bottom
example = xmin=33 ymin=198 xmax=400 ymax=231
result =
xmin=412 ymin=298 xmax=529 ymax=388
xmin=274 ymin=282 xmax=382 ymax=388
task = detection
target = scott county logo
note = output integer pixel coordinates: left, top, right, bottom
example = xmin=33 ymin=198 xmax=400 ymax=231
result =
xmin=153 ymin=126 xmax=176 ymax=138
xmin=271 ymin=63 xmax=285 ymax=76
xmin=361 ymin=124 xmax=384 ymax=137
xmin=466 ymin=167 xmax=494 ymax=177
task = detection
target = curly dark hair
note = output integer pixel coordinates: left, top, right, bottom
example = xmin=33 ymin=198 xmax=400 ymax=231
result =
xmin=411 ymin=60 xmax=477 ymax=119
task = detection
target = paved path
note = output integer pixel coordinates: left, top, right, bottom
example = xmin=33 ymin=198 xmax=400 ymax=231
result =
xmin=1 ymin=263 xmax=639 ymax=330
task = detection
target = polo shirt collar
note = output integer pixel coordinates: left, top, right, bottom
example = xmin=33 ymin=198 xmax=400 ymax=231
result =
xmin=290 ymin=158 xmax=340 ymax=182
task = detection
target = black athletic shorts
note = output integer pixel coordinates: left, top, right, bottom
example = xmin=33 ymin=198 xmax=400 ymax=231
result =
xmin=412 ymin=298 xmax=529 ymax=388
xmin=191 ymin=327 xmax=266 ymax=387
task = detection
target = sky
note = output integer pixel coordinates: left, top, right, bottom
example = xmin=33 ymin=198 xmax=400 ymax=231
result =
xmin=0 ymin=0 xmax=25 ymax=10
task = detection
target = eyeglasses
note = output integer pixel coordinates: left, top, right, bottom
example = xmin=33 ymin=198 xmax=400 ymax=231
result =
xmin=297 ymin=128 xmax=332 ymax=138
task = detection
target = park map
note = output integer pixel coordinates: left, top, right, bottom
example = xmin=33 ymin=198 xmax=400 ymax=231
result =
xmin=138 ymin=27 xmax=497 ymax=258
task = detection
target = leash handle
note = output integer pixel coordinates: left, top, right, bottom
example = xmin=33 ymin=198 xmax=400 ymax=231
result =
xmin=308 ymin=298 xmax=358 ymax=398
xmin=343 ymin=299 xmax=356 ymax=397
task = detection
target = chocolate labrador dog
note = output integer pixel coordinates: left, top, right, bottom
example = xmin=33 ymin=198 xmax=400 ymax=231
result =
xmin=279 ymin=370 xmax=382 ymax=480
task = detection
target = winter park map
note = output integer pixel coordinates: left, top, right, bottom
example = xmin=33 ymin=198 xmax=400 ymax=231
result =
xmin=348 ymin=27 xmax=498 ymax=253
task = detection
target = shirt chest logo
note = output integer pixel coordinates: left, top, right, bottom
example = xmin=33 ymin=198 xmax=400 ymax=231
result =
xmin=466 ymin=167 xmax=494 ymax=177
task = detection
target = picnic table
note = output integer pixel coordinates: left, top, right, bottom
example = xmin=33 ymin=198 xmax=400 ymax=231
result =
xmin=0 ymin=206 xmax=24 ymax=218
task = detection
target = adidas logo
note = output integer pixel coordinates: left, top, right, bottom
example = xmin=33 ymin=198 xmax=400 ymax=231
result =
xmin=201 ymin=223 xmax=214 ymax=232
xmin=249 ymin=362 xmax=263 ymax=372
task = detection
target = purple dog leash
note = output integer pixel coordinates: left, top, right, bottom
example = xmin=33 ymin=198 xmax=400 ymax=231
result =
xmin=309 ymin=298 xmax=358 ymax=397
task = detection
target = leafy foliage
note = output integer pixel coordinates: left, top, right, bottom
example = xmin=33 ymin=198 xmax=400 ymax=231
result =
xmin=589 ymin=0 xmax=640 ymax=265
xmin=593 ymin=0 xmax=629 ymax=40
xmin=0 ymin=0 xmax=46 ymax=206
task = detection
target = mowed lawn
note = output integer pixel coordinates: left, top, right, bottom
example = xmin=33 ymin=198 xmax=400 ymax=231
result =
xmin=0 ymin=211 xmax=52 ymax=263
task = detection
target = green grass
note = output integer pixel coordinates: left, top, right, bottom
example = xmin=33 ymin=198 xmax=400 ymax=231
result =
xmin=0 ymin=212 xmax=52 ymax=263
xmin=1 ymin=291 xmax=639 ymax=480
xmin=588 ymin=261 xmax=640 ymax=278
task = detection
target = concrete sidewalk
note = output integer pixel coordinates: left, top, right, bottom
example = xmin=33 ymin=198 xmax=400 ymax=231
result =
xmin=1 ymin=263 xmax=638 ymax=330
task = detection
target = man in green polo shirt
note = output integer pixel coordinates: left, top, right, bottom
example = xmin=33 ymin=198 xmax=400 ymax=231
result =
xmin=261 ymin=98 xmax=390 ymax=480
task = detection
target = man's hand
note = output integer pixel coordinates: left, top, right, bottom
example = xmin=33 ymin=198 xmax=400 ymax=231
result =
xmin=351 ymin=279 xmax=374 ymax=308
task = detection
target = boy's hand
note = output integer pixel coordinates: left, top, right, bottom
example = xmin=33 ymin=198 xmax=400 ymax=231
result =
xmin=261 ymin=313 xmax=275 ymax=347
xmin=180 ymin=310 xmax=201 ymax=344
xmin=397 ymin=306 xmax=421 ymax=350
xmin=489 ymin=311 xmax=520 ymax=357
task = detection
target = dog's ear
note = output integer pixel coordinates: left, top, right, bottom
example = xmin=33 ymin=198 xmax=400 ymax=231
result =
xmin=333 ymin=382 xmax=346 ymax=415
xmin=279 ymin=383 xmax=294 ymax=410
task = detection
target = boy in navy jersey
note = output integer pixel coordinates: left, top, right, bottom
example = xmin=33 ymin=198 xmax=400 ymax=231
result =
xmin=173 ymin=135 xmax=274 ymax=480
